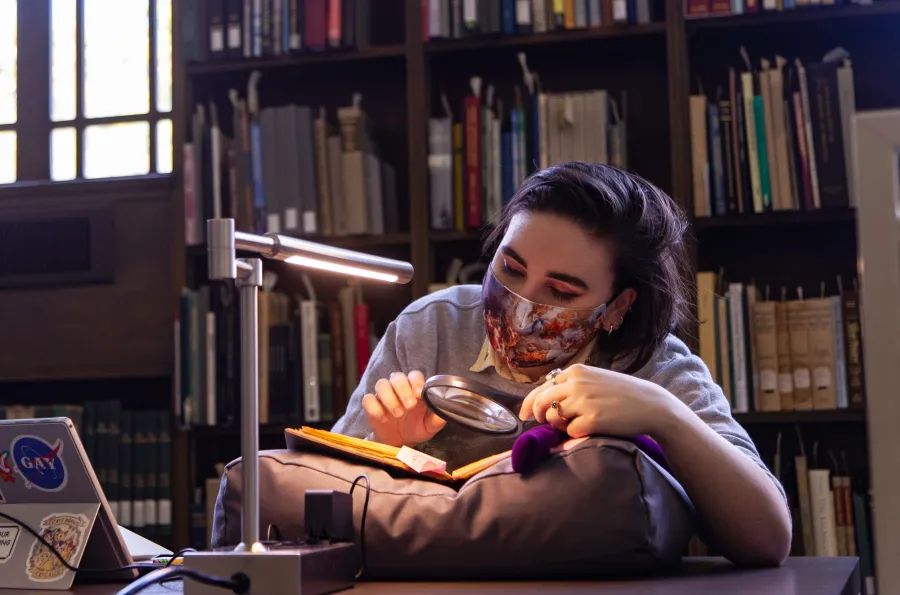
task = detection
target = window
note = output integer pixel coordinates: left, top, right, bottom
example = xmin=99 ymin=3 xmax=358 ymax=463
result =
xmin=0 ymin=0 xmax=172 ymax=185
xmin=0 ymin=0 xmax=16 ymax=184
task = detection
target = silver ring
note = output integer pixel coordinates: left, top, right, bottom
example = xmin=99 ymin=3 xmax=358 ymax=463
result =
xmin=547 ymin=368 xmax=562 ymax=385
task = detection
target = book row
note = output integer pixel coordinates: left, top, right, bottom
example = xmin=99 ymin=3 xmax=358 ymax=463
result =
xmin=686 ymin=447 xmax=876 ymax=591
xmin=686 ymin=0 xmax=873 ymax=19
xmin=183 ymin=0 xmax=376 ymax=64
xmin=423 ymin=0 xmax=661 ymax=40
xmin=0 ymin=403 xmax=173 ymax=541
xmin=175 ymin=280 xmax=375 ymax=428
xmin=184 ymin=91 xmax=399 ymax=246
xmin=697 ymin=272 xmax=865 ymax=414
xmin=429 ymin=81 xmax=626 ymax=231
xmin=690 ymin=47 xmax=856 ymax=218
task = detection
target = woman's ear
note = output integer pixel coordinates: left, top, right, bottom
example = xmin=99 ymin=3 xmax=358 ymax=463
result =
xmin=604 ymin=288 xmax=637 ymax=331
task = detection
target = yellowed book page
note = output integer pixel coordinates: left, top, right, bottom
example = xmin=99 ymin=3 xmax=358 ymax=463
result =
xmin=452 ymin=451 xmax=512 ymax=480
xmin=289 ymin=427 xmax=512 ymax=483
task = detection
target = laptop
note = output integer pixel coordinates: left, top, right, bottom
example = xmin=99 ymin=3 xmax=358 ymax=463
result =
xmin=0 ymin=417 xmax=171 ymax=590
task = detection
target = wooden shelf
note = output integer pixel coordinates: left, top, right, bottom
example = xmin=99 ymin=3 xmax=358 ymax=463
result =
xmin=693 ymin=209 xmax=856 ymax=230
xmin=734 ymin=410 xmax=867 ymax=425
xmin=187 ymin=233 xmax=411 ymax=257
xmin=426 ymin=22 xmax=666 ymax=54
xmin=686 ymin=1 xmax=900 ymax=31
xmin=185 ymin=44 xmax=407 ymax=75
xmin=429 ymin=230 xmax=488 ymax=243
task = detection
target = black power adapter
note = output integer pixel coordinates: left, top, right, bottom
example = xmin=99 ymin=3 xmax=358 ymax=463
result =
xmin=305 ymin=490 xmax=355 ymax=542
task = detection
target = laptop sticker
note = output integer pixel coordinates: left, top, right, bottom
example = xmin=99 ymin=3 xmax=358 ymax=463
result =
xmin=25 ymin=513 xmax=89 ymax=582
xmin=11 ymin=435 xmax=67 ymax=492
xmin=0 ymin=525 xmax=20 ymax=563
xmin=0 ymin=450 xmax=14 ymax=484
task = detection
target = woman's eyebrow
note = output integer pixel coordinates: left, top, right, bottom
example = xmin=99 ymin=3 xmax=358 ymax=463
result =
xmin=501 ymin=245 xmax=589 ymax=290
xmin=500 ymin=245 xmax=527 ymax=266
xmin=547 ymin=272 xmax=589 ymax=290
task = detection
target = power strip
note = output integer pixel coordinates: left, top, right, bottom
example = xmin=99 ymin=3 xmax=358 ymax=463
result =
xmin=182 ymin=542 xmax=357 ymax=595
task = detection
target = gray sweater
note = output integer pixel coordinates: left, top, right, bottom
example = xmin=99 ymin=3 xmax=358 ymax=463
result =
xmin=332 ymin=285 xmax=784 ymax=498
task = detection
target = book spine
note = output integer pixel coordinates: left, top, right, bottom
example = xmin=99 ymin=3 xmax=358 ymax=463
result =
xmin=464 ymin=95 xmax=483 ymax=228
xmin=158 ymin=410 xmax=173 ymax=537
xmin=841 ymin=290 xmax=866 ymax=410
xmin=119 ymin=411 xmax=133 ymax=529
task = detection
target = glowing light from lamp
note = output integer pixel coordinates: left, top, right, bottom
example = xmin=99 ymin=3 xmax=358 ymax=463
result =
xmin=284 ymin=255 xmax=400 ymax=283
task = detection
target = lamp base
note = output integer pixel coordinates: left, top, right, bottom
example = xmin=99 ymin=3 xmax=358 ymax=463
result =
xmin=183 ymin=543 xmax=357 ymax=595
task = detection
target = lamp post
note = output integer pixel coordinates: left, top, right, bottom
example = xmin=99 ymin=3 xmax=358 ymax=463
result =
xmin=206 ymin=218 xmax=413 ymax=552
xmin=174 ymin=219 xmax=413 ymax=595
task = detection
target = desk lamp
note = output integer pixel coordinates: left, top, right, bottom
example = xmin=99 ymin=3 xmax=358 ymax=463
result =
xmin=180 ymin=218 xmax=413 ymax=595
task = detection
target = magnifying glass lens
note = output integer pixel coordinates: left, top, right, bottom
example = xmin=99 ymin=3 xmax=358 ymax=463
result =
xmin=424 ymin=385 xmax=519 ymax=433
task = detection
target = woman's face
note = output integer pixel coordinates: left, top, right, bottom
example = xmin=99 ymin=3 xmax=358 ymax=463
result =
xmin=489 ymin=212 xmax=636 ymax=321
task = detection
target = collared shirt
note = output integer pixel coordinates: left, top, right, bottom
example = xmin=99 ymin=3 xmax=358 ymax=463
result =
xmin=469 ymin=336 xmax=600 ymax=384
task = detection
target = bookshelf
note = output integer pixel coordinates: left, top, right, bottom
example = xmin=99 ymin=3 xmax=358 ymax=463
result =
xmin=167 ymin=0 xmax=890 ymax=585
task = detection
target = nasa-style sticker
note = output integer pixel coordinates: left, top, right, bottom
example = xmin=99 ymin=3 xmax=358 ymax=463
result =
xmin=0 ymin=450 xmax=14 ymax=484
xmin=0 ymin=525 xmax=19 ymax=563
xmin=25 ymin=513 xmax=89 ymax=582
xmin=11 ymin=435 xmax=67 ymax=492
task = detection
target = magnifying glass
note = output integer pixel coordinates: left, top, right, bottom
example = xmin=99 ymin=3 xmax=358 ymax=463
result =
xmin=421 ymin=375 xmax=527 ymax=436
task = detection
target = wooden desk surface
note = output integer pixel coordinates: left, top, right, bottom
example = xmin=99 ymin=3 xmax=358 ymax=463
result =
xmin=2 ymin=557 xmax=861 ymax=595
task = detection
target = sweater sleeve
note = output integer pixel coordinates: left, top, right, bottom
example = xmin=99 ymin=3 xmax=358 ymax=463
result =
xmin=642 ymin=336 xmax=788 ymax=504
xmin=330 ymin=319 xmax=407 ymax=439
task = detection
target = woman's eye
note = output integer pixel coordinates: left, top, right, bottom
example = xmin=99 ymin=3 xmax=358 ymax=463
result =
xmin=549 ymin=287 xmax=578 ymax=303
xmin=501 ymin=262 xmax=524 ymax=277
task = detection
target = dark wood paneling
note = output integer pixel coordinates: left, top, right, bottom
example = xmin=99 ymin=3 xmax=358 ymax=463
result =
xmin=695 ymin=219 xmax=858 ymax=298
xmin=0 ymin=192 xmax=173 ymax=381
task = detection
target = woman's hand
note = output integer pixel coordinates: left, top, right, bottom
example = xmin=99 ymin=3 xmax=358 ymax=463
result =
xmin=361 ymin=370 xmax=446 ymax=447
xmin=518 ymin=364 xmax=683 ymax=438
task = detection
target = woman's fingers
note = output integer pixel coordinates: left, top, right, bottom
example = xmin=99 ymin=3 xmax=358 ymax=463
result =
xmin=389 ymin=372 xmax=417 ymax=409
xmin=423 ymin=410 xmax=447 ymax=435
xmin=375 ymin=378 xmax=404 ymax=418
xmin=519 ymin=367 xmax=581 ymax=419
xmin=407 ymin=370 xmax=426 ymax=398
xmin=527 ymin=384 xmax=571 ymax=424
xmin=546 ymin=405 xmax=571 ymax=432
xmin=361 ymin=393 xmax=388 ymax=424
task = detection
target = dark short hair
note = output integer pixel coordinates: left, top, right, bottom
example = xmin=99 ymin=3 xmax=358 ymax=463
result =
xmin=484 ymin=162 xmax=693 ymax=374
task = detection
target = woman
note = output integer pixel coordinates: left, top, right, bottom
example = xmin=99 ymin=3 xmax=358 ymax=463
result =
xmin=332 ymin=162 xmax=792 ymax=567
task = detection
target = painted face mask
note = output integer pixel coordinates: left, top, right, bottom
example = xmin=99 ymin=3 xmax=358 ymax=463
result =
xmin=481 ymin=267 xmax=608 ymax=369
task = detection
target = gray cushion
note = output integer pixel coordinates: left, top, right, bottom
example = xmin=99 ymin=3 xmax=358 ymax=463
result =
xmin=211 ymin=436 xmax=696 ymax=580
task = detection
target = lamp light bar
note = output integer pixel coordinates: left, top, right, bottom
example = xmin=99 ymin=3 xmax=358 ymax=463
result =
xmin=230 ymin=229 xmax=414 ymax=284
xmin=284 ymin=255 xmax=400 ymax=283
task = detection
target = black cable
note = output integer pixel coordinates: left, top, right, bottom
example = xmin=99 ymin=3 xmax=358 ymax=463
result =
xmin=0 ymin=510 xmax=158 ymax=575
xmin=164 ymin=547 xmax=197 ymax=567
xmin=348 ymin=474 xmax=371 ymax=580
xmin=115 ymin=566 xmax=249 ymax=595
xmin=266 ymin=523 xmax=282 ymax=542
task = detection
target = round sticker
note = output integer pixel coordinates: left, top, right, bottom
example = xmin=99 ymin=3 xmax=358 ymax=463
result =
xmin=11 ymin=436 xmax=67 ymax=492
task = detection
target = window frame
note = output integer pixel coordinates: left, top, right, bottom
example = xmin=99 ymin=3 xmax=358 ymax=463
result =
xmin=5 ymin=0 xmax=173 ymax=186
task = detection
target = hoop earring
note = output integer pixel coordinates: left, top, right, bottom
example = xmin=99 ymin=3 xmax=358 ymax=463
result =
xmin=607 ymin=316 xmax=624 ymax=335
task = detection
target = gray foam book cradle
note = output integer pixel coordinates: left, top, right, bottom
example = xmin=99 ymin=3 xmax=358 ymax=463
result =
xmin=211 ymin=435 xmax=697 ymax=580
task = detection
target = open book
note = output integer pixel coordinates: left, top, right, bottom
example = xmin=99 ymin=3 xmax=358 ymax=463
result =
xmin=285 ymin=426 xmax=512 ymax=484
